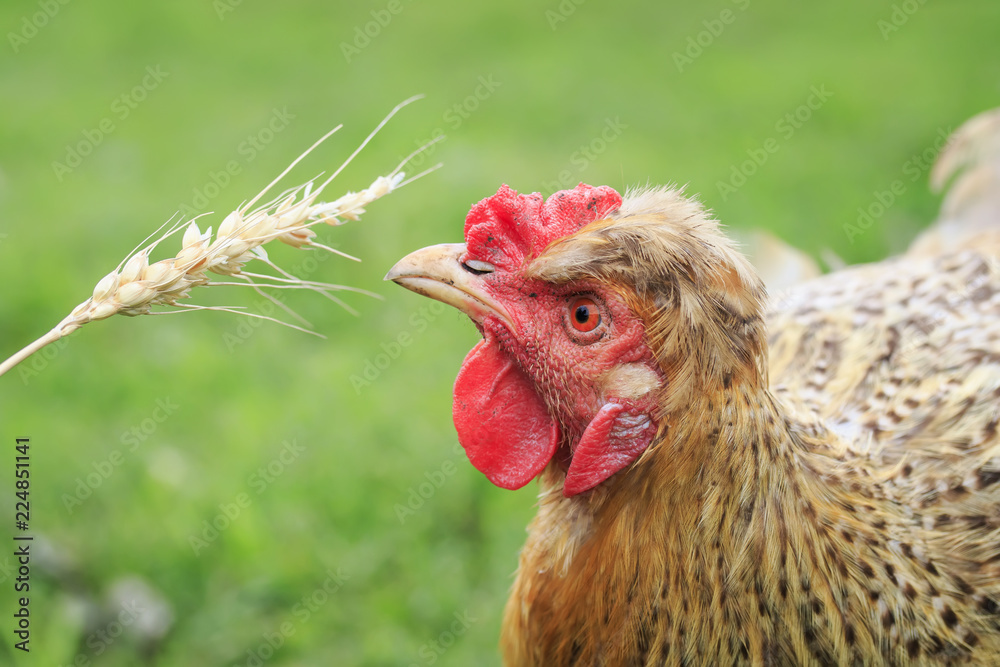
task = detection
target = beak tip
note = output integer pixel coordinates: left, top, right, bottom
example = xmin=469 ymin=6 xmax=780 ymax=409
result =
xmin=383 ymin=263 xmax=405 ymax=283
xmin=385 ymin=243 xmax=465 ymax=286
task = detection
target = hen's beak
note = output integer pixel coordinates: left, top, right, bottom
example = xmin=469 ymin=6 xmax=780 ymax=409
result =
xmin=385 ymin=243 xmax=513 ymax=328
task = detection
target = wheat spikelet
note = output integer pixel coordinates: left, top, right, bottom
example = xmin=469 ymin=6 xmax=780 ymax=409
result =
xmin=0 ymin=96 xmax=440 ymax=378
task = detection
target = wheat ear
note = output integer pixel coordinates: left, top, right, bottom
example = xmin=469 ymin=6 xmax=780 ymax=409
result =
xmin=0 ymin=96 xmax=441 ymax=379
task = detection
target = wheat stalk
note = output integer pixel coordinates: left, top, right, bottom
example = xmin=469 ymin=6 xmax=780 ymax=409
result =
xmin=0 ymin=96 xmax=440 ymax=379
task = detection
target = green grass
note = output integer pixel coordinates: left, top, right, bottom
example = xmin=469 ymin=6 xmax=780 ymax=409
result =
xmin=0 ymin=1 xmax=997 ymax=664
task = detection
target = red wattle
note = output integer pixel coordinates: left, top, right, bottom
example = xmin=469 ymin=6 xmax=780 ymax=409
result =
xmin=453 ymin=339 xmax=559 ymax=490
xmin=563 ymin=402 xmax=657 ymax=497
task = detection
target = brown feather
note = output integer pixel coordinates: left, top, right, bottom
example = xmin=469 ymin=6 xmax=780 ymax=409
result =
xmin=500 ymin=114 xmax=1000 ymax=664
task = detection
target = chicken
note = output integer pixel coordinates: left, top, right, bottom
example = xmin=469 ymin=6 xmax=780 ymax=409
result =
xmin=386 ymin=108 xmax=1000 ymax=666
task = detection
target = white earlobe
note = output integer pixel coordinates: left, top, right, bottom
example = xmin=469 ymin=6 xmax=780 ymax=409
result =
xmin=599 ymin=362 xmax=662 ymax=400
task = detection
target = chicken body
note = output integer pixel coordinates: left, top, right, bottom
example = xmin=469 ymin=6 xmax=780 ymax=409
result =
xmin=388 ymin=110 xmax=1000 ymax=665
xmin=505 ymin=245 xmax=1000 ymax=666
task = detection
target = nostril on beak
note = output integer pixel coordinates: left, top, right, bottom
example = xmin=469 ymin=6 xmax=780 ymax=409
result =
xmin=461 ymin=259 xmax=495 ymax=276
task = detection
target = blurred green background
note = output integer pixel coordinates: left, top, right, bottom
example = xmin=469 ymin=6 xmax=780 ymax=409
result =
xmin=0 ymin=1 xmax=997 ymax=665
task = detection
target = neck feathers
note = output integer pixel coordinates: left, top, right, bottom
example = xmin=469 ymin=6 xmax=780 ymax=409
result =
xmin=504 ymin=368 xmax=917 ymax=665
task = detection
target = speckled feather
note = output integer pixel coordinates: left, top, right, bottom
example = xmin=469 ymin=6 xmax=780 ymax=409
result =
xmin=500 ymin=110 xmax=1000 ymax=666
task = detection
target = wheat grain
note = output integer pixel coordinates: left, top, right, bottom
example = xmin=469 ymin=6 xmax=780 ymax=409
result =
xmin=0 ymin=96 xmax=440 ymax=379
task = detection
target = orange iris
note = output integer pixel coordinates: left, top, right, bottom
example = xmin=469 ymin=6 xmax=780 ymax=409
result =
xmin=569 ymin=297 xmax=601 ymax=332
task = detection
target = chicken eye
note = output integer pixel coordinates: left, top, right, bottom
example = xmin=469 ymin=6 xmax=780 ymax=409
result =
xmin=569 ymin=297 xmax=601 ymax=332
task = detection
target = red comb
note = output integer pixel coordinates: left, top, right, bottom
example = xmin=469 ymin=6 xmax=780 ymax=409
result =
xmin=464 ymin=183 xmax=622 ymax=270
